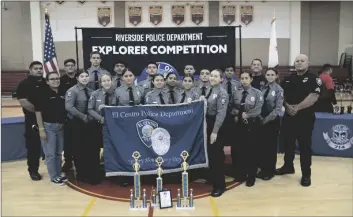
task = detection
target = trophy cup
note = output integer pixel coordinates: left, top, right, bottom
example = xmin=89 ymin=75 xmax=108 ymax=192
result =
xmin=129 ymin=151 xmax=148 ymax=211
xmin=176 ymin=150 xmax=195 ymax=210
xmin=150 ymin=157 xmax=164 ymax=207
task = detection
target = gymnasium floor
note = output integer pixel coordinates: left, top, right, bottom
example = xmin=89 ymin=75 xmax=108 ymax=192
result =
xmin=2 ymin=98 xmax=353 ymax=216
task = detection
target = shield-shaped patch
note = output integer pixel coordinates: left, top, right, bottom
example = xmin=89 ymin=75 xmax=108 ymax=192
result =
xmin=97 ymin=7 xmax=111 ymax=27
xmin=136 ymin=119 xmax=159 ymax=148
xmin=190 ymin=4 xmax=204 ymax=25
xmin=149 ymin=5 xmax=163 ymax=26
xmin=222 ymin=5 xmax=236 ymax=25
xmin=128 ymin=6 xmax=142 ymax=26
xmin=240 ymin=5 xmax=254 ymax=26
xmin=171 ymin=5 xmax=185 ymax=25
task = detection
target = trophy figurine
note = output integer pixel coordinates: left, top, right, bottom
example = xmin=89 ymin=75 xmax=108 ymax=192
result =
xmin=176 ymin=150 xmax=195 ymax=210
xmin=150 ymin=188 xmax=158 ymax=207
xmin=129 ymin=151 xmax=148 ymax=211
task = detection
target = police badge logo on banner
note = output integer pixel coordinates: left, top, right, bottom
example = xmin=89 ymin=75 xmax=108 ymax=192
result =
xmin=222 ymin=5 xmax=236 ymax=25
xmin=149 ymin=5 xmax=163 ymax=26
xmin=323 ymin=124 xmax=353 ymax=150
xmin=128 ymin=6 xmax=142 ymax=26
xmin=97 ymin=7 xmax=111 ymax=27
xmin=190 ymin=5 xmax=204 ymax=25
xmin=136 ymin=119 xmax=159 ymax=148
xmin=171 ymin=5 xmax=185 ymax=25
xmin=240 ymin=5 xmax=254 ymax=26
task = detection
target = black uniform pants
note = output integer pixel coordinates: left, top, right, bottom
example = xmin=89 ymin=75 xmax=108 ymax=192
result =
xmin=281 ymin=113 xmax=315 ymax=176
xmin=207 ymin=115 xmax=226 ymax=190
xmin=72 ymin=118 xmax=101 ymax=180
xmin=219 ymin=112 xmax=236 ymax=147
xmin=63 ymin=118 xmax=74 ymax=164
xmin=233 ymin=119 xmax=260 ymax=180
xmin=259 ymin=117 xmax=280 ymax=174
xmin=24 ymin=113 xmax=41 ymax=173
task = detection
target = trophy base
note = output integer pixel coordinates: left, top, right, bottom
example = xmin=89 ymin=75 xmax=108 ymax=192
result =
xmin=129 ymin=207 xmax=149 ymax=211
xmin=150 ymin=203 xmax=159 ymax=208
xmin=176 ymin=206 xmax=195 ymax=210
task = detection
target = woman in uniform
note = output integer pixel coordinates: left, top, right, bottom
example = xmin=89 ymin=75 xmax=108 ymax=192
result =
xmin=144 ymin=74 xmax=169 ymax=105
xmin=231 ymin=71 xmax=263 ymax=187
xmin=204 ymin=69 xmax=229 ymax=197
xmin=87 ymin=73 xmax=116 ymax=184
xmin=115 ymin=68 xmax=144 ymax=106
xmin=179 ymin=74 xmax=200 ymax=103
xmin=65 ymin=70 xmax=97 ymax=184
xmin=257 ymin=68 xmax=284 ymax=180
xmin=165 ymin=72 xmax=182 ymax=104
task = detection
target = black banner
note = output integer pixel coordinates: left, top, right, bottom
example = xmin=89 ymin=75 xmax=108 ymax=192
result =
xmin=82 ymin=27 xmax=235 ymax=81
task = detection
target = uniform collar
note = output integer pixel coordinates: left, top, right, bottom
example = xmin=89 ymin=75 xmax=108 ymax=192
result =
xmin=265 ymin=82 xmax=276 ymax=88
xmin=89 ymin=66 xmax=101 ymax=71
xmin=77 ymin=83 xmax=87 ymax=90
xmin=125 ymin=84 xmax=135 ymax=91
xmin=102 ymin=87 xmax=114 ymax=95
xmin=211 ymin=84 xmax=221 ymax=91
xmin=28 ymin=75 xmax=43 ymax=82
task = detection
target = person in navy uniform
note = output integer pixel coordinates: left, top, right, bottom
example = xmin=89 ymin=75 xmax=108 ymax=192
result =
xmin=16 ymin=61 xmax=45 ymax=181
xmin=112 ymin=60 xmax=126 ymax=89
xmin=204 ymin=69 xmax=229 ymax=197
xmin=86 ymin=51 xmax=110 ymax=90
xmin=231 ymin=71 xmax=264 ymax=187
xmin=65 ymin=70 xmax=98 ymax=184
xmin=60 ymin=58 xmax=77 ymax=172
xmin=250 ymin=58 xmax=267 ymax=90
xmin=34 ymin=72 xmax=68 ymax=185
xmin=257 ymin=68 xmax=284 ymax=181
xmin=165 ymin=72 xmax=182 ymax=104
xmin=276 ymin=54 xmax=322 ymax=187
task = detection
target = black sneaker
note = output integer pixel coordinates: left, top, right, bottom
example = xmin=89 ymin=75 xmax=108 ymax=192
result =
xmin=29 ymin=172 xmax=42 ymax=181
xmin=51 ymin=177 xmax=65 ymax=186
xmin=301 ymin=176 xmax=311 ymax=187
xmin=275 ymin=166 xmax=295 ymax=175
xmin=59 ymin=174 xmax=68 ymax=183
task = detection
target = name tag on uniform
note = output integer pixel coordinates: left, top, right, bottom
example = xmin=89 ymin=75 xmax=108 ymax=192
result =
xmin=213 ymin=94 xmax=217 ymax=99
xmin=272 ymin=91 xmax=275 ymax=96
xmin=96 ymin=99 xmax=101 ymax=102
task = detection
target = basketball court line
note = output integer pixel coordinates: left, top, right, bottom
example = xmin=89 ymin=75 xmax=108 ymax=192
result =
xmin=81 ymin=197 xmax=96 ymax=216
xmin=209 ymin=197 xmax=219 ymax=216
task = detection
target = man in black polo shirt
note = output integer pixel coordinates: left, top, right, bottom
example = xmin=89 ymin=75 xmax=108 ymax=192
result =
xmin=276 ymin=54 xmax=322 ymax=187
xmin=60 ymin=59 xmax=77 ymax=172
xmin=250 ymin=58 xmax=267 ymax=90
xmin=16 ymin=61 xmax=45 ymax=181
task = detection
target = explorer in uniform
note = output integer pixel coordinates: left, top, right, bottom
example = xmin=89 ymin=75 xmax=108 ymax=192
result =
xmin=145 ymin=74 xmax=169 ymax=105
xmin=86 ymin=51 xmax=110 ymax=90
xmin=115 ymin=69 xmax=144 ymax=106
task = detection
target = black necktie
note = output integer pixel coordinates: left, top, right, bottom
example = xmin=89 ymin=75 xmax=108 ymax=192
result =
xmin=105 ymin=92 xmax=110 ymax=105
xmin=159 ymin=93 xmax=165 ymax=104
xmin=128 ymin=87 xmax=135 ymax=106
xmin=83 ymin=88 xmax=90 ymax=114
xmin=227 ymin=81 xmax=232 ymax=101
xmin=261 ymin=87 xmax=271 ymax=117
xmin=205 ymin=88 xmax=213 ymax=99
xmin=169 ymin=90 xmax=175 ymax=104
xmin=94 ymin=70 xmax=99 ymax=90
xmin=180 ymin=92 xmax=186 ymax=103
xmin=150 ymin=80 xmax=154 ymax=88
xmin=201 ymin=86 xmax=206 ymax=96
xmin=117 ymin=78 xmax=121 ymax=88
xmin=238 ymin=90 xmax=248 ymax=120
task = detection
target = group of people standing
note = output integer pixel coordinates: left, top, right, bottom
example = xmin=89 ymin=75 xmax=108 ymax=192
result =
xmin=17 ymin=52 xmax=322 ymax=198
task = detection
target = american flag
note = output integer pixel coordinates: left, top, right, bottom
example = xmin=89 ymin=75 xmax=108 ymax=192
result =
xmin=43 ymin=13 xmax=59 ymax=77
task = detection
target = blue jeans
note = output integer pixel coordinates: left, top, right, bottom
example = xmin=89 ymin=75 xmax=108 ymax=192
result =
xmin=41 ymin=122 xmax=64 ymax=180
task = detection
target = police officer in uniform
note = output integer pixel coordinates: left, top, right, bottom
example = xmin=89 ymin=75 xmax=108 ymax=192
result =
xmin=145 ymin=74 xmax=169 ymax=105
xmin=204 ymin=69 xmax=229 ymax=197
xmin=257 ymin=68 xmax=284 ymax=181
xmin=179 ymin=74 xmax=200 ymax=103
xmin=165 ymin=72 xmax=183 ymax=104
xmin=86 ymin=51 xmax=110 ymax=91
xmin=112 ymin=60 xmax=126 ymax=89
xmin=276 ymin=54 xmax=321 ymax=187
xmin=138 ymin=62 xmax=158 ymax=98
xmin=195 ymin=69 xmax=211 ymax=96
xmin=250 ymin=59 xmax=267 ymax=90
xmin=231 ymin=71 xmax=263 ymax=187
xmin=65 ymin=70 xmax=98 ymax=184
xmin=60 ymin=58 xmax=77 ymax=172
xmin=16 ymin=61 xmax=45 ymax=181
xmin=115 ymin=69 xmax=144 ymax=106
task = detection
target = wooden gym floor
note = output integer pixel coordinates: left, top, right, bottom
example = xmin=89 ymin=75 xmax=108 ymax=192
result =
xmin=2 ymin=98 xmax=353 ymax=216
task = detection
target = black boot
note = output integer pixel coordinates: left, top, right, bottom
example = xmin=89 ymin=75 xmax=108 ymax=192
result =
xmin=275 ymin=165 xmax=295 ymax=175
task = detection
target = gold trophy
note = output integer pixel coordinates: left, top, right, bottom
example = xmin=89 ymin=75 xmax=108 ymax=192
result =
xmin=150 ymin=157 xmax=164 ymax=207
xmin=129 ymin=151 xmax=148 ymax=211
xmin=176 ymin=150 xmax=195 ymax=210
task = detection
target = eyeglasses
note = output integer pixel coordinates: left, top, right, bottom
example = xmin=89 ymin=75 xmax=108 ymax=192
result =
xmin=49 ymin=78 xmax=60 ymax=81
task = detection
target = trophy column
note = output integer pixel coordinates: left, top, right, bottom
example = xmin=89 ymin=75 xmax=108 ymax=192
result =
xmin=176 ymin=150 xmax=195 ymax=210
xmin=151 ymin=157 xmax=164 ymax=207
xmin=129 ymin=151 xmax=148 ymax=211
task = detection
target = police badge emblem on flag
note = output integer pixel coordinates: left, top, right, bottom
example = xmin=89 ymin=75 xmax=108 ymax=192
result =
xmin=149 ymin=5 xmax=163 ymax=26
xmin=97 ymin=7 xmax=111 ymax=27
xmin=151 ymin=128 xmax=171 ymax=156
xmin=128 ymin=6 xmax=142 ymax=26
xmin=222 ymin=5 xmax=236 ymax=25
xmin=136 ymin=119 xmax=159 ymax=148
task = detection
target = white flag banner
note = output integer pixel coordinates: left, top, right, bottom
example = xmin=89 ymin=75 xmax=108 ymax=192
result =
xmin=268 ymin=16 xmax=279 ymax=67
